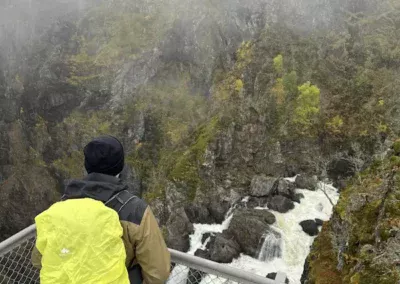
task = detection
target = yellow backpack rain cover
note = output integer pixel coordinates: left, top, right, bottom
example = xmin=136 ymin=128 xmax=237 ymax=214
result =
xmin=35 ymin=198 xmax=129 ymax=284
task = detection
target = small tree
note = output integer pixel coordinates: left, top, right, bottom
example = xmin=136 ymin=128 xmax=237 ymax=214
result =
xmin=273 ymin=54 xmax=283 ymax=75
xmin=293 ymin=82 xmax=321 ymax=134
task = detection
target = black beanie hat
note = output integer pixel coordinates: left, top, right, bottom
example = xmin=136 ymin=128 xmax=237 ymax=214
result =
xmin=84 ymin=135 xmax=124 ymax=176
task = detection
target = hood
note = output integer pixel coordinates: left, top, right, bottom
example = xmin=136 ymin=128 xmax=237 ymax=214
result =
xmin=63 ymin=173 xmax=128 ymax=203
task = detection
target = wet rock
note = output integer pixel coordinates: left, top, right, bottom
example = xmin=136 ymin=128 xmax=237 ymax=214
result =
xmin=295 ymin=175 xmax=318 ymax=190
xmin=266 ymin=273 xmax=289 ymax=284
xmin=201 ymin=232 xmax=214 ymax=244
xmin=209 ymin=232 xmax=241 ymax=263
xmin=166 ymin=207 xmax=194 ymax=252
xmin=292 ymin=193 xmax=305 ymax=203
xmin=205 ymin=235 xmax=215 ymax=250
xmin=237 ymin=208 xmax=276 ymax=224
xmin=184 ymin=204 xmax=214 ymax=224
xmin=300 ymin=257 xmax=310 ymax=284
xmin=275 ymin=178 xmax=295 ymax=199
xmin=267 ymin=196 xmax=295 ymax=213
xmin=336 ymin=179 xmax=348 ymax=191
xmin=250 ymin=175 xmax=278 ymax=197
xmin=208 ymin=199 xmax=230 ymax=224
xmin=194 ymin=249 xmax=211 ymax=260
xmin=299 ymin=220 xmax=319 ymax=236
xmin=227 ymin=209 xmax=276 ymax=257
xmin=327 ymin=158 xmax=356 ymax=184
xmin=243 ymin=196 xmax=269 ymax=209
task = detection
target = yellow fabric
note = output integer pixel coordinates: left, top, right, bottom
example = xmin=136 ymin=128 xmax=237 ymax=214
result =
xmin=35 ymin=198 xmax=129 ymax=284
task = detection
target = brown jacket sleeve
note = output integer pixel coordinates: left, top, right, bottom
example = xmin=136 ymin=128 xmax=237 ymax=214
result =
xmin=31 ymin=245 xmax=42 ymax=269
xmin=135 ymin=207 xmax=171 ymax=284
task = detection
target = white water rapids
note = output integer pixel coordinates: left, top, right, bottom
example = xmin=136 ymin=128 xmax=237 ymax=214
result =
xmin=168 ymin=179 xmax=340 ymax=284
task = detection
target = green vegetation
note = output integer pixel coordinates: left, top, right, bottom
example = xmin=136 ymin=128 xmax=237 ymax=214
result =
xmin=308 ymin=223 xmax=342 ymax=284
xmin=309 ymin=143 xmax=400 ymax=284
xmin=68 ymin=0 xmax=172 ymax=87
xmin=53 ymin=151 xmax=84 ymax=179
xmin=326 ymin=115 xmax=344 ymax=135
xmin=273 ymin=54 xmax=283 ymax=75
xmin=168 ymin=116 xmax=219 ymax=200
xmin=293 ymin=82 xmax=321 ymax=134
xmin=394 ymin=139 xmax=400 ymax=155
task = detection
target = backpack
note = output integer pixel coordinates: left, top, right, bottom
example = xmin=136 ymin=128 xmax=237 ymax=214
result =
xmin=35 ymin=198 xmax=130 ymax=284
xmin=105 ymin=190 xmax=144 ymax=283
xmin=105 ymin=190 xmax=137 ymax=214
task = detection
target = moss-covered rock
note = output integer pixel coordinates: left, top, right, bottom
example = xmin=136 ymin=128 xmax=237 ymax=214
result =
xmin=168 ymin=116 xmax=220 ymax=201
xmin=306 ymin=146 xmax=400 ymax=284
xmin=393 ymin=139 xmax=400 ymax=156
xmin=307 ymin=223 xmax=342 ymax=284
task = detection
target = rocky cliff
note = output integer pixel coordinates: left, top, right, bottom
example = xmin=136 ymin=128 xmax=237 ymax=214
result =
xmin=303 ymin=142 xmax=400 ymax=283
xmin=0 ymin=0 xmax=400 ymax=282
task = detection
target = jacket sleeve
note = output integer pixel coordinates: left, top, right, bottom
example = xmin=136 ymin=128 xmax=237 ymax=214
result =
xmin=135 ymin=207 xmax=171 ymax=284
xmin=31 ymin=245 xmax=42 ymax=269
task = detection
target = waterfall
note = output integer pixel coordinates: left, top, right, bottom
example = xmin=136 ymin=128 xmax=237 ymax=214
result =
xmin=258 ymin=231 xmax=282 ymax=261
xmin=170 ymin=181 xmax=340 ymax=284
xmin=229 ymin=181 xmax=340 ymax=283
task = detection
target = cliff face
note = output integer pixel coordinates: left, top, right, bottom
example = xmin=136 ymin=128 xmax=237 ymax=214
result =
xmin=0 ymin=0 xmax=271 ymax=240
xmin=304 ymin=144 xmax=400 ymax=284
xmin=0 ymin=3 xmax=399 ymax=280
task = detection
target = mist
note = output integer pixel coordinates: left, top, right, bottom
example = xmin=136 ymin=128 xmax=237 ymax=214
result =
xmin=0 ymin=0 xmax=399 ymax=283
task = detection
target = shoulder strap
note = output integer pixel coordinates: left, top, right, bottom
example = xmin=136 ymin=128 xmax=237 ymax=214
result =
xmin=105 ymin=190 xmax=137 ymax=214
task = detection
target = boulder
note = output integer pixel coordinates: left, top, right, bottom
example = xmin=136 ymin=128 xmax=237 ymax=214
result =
xmin=334 ymin=178 xmax=348 ymax=191
xmin=208 ymin=199 xmax=231 ymax=223
xmin=295 ymin=175 xmax=318 ymax=190
xmin=184 ymin=204 xmax=214 ymax=224
xmin=275 ymin=178 xmax=295 ymax=199
xmin=292 ymin=193 xmax=305 ymax=203
xmin=250 ymin=175 xmax=278 ymax=197
xmin=267 ymin=196 xmax=295 ymax=213
xmin=236 ymin=208 xmax=276 ymax=224
xmin=209 ymin=232 xmax=241 ymax=263
xmin=327 ymin=158 xmax=356 ymax=182
xmin=299 ymin=220 xmax=319 ymax=236
xmin=201 ymin=232 xmax=214 ymax=244
xmin=205 ymin=235 xmax=215 ymax=250
xmin=244 ymin=196 xmax=269 ymax=209
xmin=315 ymin=218 xmax=324 ymax=226
xmin=166 ymin=208 xmax=194 ymax=252
xmin=227 ymin=209 xmax=276 ymax=257
xmin=194 ymin=249 xmax=211 ymax=260
xmin=266 ymin=273 xmax=289 ymax=284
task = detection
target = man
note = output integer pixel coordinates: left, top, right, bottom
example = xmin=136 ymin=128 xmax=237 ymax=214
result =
xmin=32 ymin=135 xmax=171 ymax=283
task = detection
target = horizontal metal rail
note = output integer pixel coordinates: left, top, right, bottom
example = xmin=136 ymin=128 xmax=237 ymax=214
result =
xmin=171 ymin=249 xmax=282 ymax=284
xmin=0 ymin=225 xmax=286 ymax=284
xmin=0 ymin=225 xmax=36 ymax=257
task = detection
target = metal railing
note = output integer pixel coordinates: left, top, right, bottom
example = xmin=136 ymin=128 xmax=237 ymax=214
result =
xmin=0 ymin=225 xmax=286 ymax=284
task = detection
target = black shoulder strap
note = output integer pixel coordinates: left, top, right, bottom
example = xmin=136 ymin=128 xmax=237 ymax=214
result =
xmin=105 ymin=190 xmax=137 ymax=214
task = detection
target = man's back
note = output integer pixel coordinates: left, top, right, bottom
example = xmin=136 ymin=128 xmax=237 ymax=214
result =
xmin=35 ymin=198 xmax=129 ymax=284
xmin=32 ymin=136 xmax=171 ymax=284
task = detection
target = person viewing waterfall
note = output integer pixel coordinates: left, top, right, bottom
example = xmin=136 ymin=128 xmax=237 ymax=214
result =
xmin=0 ymin=0 xmax=399 ymax=283
xmin=31 ymin=136 xmax=170 ymax=284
